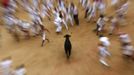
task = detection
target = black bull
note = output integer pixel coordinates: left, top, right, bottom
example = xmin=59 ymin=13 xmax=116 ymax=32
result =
xmin=64 ymin=34 xmax=72 ymax=59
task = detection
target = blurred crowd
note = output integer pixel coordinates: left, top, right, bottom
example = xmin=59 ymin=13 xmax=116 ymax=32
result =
xmin=0 ymin=0 xmax=134 ymax=74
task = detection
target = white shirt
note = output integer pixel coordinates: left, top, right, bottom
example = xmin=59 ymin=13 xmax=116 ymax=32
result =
xmin=111 ymin=17 xmax=118 ymax=26
xmin=47 ymin=0 xmax=53 ymax=9
xmin=13 ymin=68 xmax=26 ymax=75
xmin=98 ymin=2 xmax=105 ymax=11
xmin=122 ymin=45 xmax=134 ymax=55
xmin=18 ymin=20 xmax=31 ymax=29
xmin=52 ymin=10 xmax=59 ymax=19
xmin=97 ymin=18 xmax=105 ymax=26
xmin=111 ymin=0 xmax=118 ymax=5
xmin=9 ymin=0 xmax=17 ymax=9
xmin=0 ymin=60 xmax=13 ymax=75
xmin=41 ymin=4 xmax=48 ymax=17
xmin=58 ymin=1 xmax=64 ymax=8
xmin=86 ymin=0 xmax=91 ymax=9
xmin=116 ymin=1 xmax=129 ymax=15
xmin=54 ymin=17 xmax=62 ymax=26
xmin=99 ymin=46 xmax=108 ymax=57
xmin=111 ymin=17 xmax=117 ymax=23
xmin=73 ymin=6 xmax=78 ymax=15
xmin=32 ymin=0 xmax=39 ymax=8
xmin=119 ymin=34 xmax=131 ymax=43
xmin=99 ymin=37 xmax=110 ymax=47
xmin=4 ymin=15 xmax=18 ymax=26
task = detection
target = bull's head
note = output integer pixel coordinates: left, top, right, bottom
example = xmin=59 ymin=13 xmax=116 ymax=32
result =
xmin=64 ymin=34 xmax=71 ymax=38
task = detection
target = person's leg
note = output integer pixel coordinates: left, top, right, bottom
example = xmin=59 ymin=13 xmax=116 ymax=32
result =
xmin=41 ymin=40 xmax=45 ymax=47
xmin=109 ymin=26 xmax=114 ymax=35
xmin=85 ymin=8 xmax=89 ymax=18
xmin=56 ymin=25 xmax=62 ymax=33
xmin=79 ymin=0 xmax=83 ymax=7
xmin=105 ymin=50 xmax=111 ymax=56
xmin=87 ymin=13 xmax=93 ymax=22
xmin=99 ymin=59 xmax=109 ymax=67
xmin=21 ymin=29 xmax=30 ymax=39
xmin=77 ymin=14 xmax=80 ymax=25
xmin=46 ymin=14 xmax=51 ymax=21
xmin=31 ymin=25 xmax=39 ymax=36
xmin=76 ymin=14 xmax=79 ymax=25
xmin=46 ymin=38 xmax=50 ymax=43
xmin=70 ymin=16 xmax=74 ymax=26
xmin=62 ymin=19 xmax=68 ymax=30
xmin=33 ymin=24 xmax=39 ymax=34
xmin=94 ymin=24 xmax=99 ymax=31
xmin=96 ymin=30 xmax=100 ymax=35
xmin=99 ymin=56 xmax=109 ymax=67
xmin=73 ymin=15 xmax=76 ymax=24
xmin=66 ymin=15 xmax=69 ymax=24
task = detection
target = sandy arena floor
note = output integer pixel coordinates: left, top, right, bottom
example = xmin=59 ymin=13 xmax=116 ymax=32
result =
xmin=0 ymin=0 xmax=134 ymax=75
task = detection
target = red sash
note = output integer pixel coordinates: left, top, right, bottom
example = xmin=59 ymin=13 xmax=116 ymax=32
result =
xmin=2 ymin=0 xmax=10 ymax=8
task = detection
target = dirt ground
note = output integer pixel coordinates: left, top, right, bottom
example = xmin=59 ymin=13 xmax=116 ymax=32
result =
xmin=0 ymin=0 xmax=134 ymax=75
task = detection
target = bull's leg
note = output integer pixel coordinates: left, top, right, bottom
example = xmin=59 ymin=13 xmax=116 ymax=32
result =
xmin=67 ymin=50 xmax=70 ymax=59
xmin=68 ymin=49 xmax=71 ymax=59
xmin=65 ymin=49 xmax=68 ymax=59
